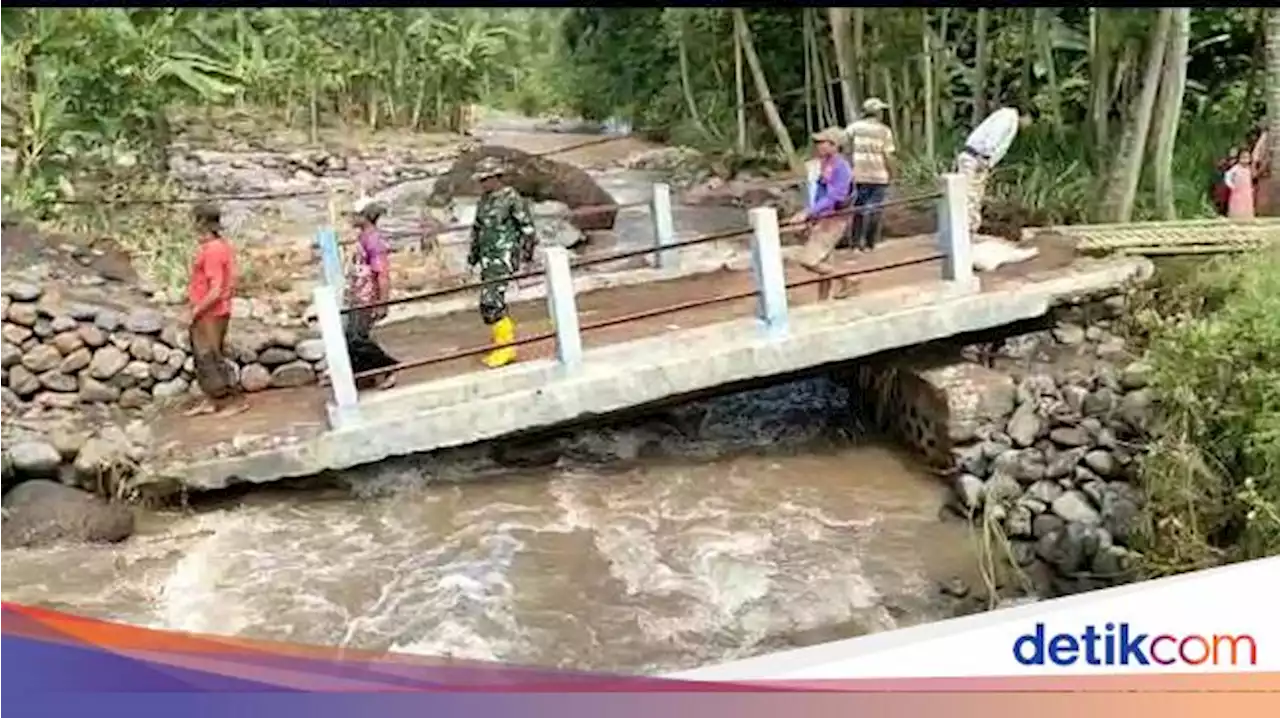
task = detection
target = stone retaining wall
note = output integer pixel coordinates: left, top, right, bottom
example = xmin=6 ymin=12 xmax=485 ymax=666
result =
xmin=849 ymin=291 xmax=1153 ymax=600
xmin=2 ymin=281 xmax=327 ymax=413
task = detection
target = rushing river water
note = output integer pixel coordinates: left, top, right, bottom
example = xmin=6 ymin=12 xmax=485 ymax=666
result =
xmin=1 ymin=376 xmax=977 ymax=674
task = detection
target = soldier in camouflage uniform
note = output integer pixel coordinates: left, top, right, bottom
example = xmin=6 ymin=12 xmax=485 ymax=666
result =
xmin=467 ymin=157 xmax=538 ymax=368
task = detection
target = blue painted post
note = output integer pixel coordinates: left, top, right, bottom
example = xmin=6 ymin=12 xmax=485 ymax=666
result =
xmin=316 ymin=227 xmax=343 ymax=298
xmin=748 ymin=206 xmax=789 ymax=339
xmin=542 ymin=246 xmax=583 ymax=369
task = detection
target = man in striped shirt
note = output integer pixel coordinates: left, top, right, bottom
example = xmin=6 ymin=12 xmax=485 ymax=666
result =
xmin=844 ymin=97 xmax=897 ymax=251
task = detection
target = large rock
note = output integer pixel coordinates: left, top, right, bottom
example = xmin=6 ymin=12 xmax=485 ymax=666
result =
xmin=428 ymin=144 xmax=620 ymax=231
xmin=21 ymin=344 xmax=62 ymax=373
xmin=258 ymin=346 xmax=297 ymax=366
xmin=88 ymin=345 xmax=130 ymax=379
xmin=152 ymin=377 xmax=190 ymax=399
xmin=1006 ymin=401 xmax=1043 ymax=447
xmin=6 ymin=303 xmax=39 ymax=326
xmin=4 ymin=282 xmax=43 ymax=302
xmin=94 ymin=309 xmax=124 ymax=332
xmin=77 ymin=324 xmax=108 ymax=348
xmin=160 ymin=323 xmax=191 ymax=352
xmin=59 ymin=347 xmax=93 ymax=374
xmin=38 ymin=370 xmax=78 ymax=393
xmin=270 ymin=361 xmax=315 ymax=388
xmin=79 ymin=376 xmax=122 ymax=403
xmin=1 ymin=480 xmax=134 ymax=549
xmin=7 ymin=440 xmax=62 ymax=478
xmin=1 ymin=341 xmax=20 ymax=369
xmin=239 ymin=363 xmax=272 ymax=392
xmin=295 ymin=338 xmax=326 ymax=362
xmin=124 ymin=308 xmax=165 ymax=334
xmin=52 ymin=330 xmax=85 ymax=355
xmin=2 ymin=323 xmax=33 ymax=345
xmin=1051 ymin=490 xmax=1102 ymax=526
xmin=7 ymin=365 xmax=40 ymax=396
xmin=72 ymin=435 xmax=128 ymax=481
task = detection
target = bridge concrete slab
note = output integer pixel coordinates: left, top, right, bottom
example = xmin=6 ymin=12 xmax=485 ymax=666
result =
xmin=154 ymin=255 xmax=1151 ymax=492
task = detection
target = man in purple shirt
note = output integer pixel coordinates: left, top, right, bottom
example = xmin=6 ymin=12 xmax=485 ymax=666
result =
xmin=788 ymin=127 xmax=855 ymax=300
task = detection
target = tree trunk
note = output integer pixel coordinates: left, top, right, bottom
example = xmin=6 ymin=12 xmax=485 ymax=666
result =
xmin=1088 ymin=8 xmax=1113 ymax=167
xmin=734 ymin=27 xmax=747 ymax=153
xmin=1035 ymin=9 xmax=1063 ymax=136
xmin=853 ymin=8 xmax=865 ymax=99
xmin=973 ymin=8 xmax=989 ymax=124
xmin=1100 ymin=9 xmax=1173 ymax=223
xmin=1265 ymin=8 xmax=1280 ymax=215
xmin=828 ymin=7 xmax=859 ymax=123
xmin=734 ymin=8 xmax=800 ymax=172
xmin=923 ymin=11 xmax=936 ymax=165
xmin=803 ymin=9 xmax=815 ymax=137
xmin=1151 ymin=8 xmax=1190 ymax=220
xmin=676 ymin=15 xmax=714 ymax=142
xmin=1020 ymin=9 xmax=1035 ymax=108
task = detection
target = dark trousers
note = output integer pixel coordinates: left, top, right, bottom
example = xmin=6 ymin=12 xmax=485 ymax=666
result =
xmin=848 ymin=183 xmax=889 ymax=250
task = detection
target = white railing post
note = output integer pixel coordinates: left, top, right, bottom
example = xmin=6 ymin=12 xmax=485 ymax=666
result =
xmin=650 ymin=182 xmax=676 ymax=269
xmin=313 ymin=286 xmax=360 ymax=428
xmin=938 ymin=173 xmax=976 ymax=288
xmin=805 ymin=159 xmax=822 ymax=209
xmin=543 ymin=246 xmax=584 ymax=369
xmin=748 ymin=206 xmax=789 ymax=339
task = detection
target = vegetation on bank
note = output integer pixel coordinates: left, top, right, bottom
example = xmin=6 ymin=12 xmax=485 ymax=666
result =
xmin=1129 ymin=251 xmax=1280 ymax=574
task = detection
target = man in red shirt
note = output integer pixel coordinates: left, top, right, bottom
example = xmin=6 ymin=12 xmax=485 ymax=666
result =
xmin=185 ymin=203 xmax=247 ymax=417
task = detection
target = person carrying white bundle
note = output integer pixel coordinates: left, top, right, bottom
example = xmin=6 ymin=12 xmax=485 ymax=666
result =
xmin=955 ymin=107 xmax=1031 ymax=234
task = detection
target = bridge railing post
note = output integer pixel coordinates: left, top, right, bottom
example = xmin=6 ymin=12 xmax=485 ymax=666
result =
xmin=313 ymin=286 xmax=360 ymax=428
xmin=543 ymin=246 xmax=584 ymax=369
xmin=316 ymin=227 xmax=344 ymax=302
xmin=938 ymin=172 xmax=976 ymax=288
xmin=651 ymin=182 xmax=676 ymax=269
xmin=748 ymin=206 xmax=789 ymax=338
xmin=805 ymin=159 xmax=822 ymax=209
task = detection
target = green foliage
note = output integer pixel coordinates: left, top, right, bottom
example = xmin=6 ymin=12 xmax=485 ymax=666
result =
xmin=1 ymin=8 xmax=552 ymax=216
xmin=1132 ymin=251 xmax=1280 ymax=574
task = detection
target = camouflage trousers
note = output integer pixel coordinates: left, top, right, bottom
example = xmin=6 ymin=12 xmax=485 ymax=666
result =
xmin=478 ymin=255 xmax=516 ymax=325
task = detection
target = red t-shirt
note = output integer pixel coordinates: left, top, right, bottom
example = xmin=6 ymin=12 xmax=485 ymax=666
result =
xmin=188 ymin=236 xmax=235 ymax=318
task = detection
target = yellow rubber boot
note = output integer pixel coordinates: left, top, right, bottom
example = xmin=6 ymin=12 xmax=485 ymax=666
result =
xmin=482 ymin=316 xmax=517 ymax=368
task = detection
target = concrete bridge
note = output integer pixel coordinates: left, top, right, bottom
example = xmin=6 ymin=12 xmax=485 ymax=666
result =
xmin=149 ymin=175 xmax=1153 ymax=492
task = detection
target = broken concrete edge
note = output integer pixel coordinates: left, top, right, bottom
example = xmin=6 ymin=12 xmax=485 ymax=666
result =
xmin=141 ymin=256 xmax=1152 ymax=495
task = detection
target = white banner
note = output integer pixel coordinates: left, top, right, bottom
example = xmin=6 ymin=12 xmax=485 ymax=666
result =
xmin=674 ymin=557 xmax=1279 ymax=680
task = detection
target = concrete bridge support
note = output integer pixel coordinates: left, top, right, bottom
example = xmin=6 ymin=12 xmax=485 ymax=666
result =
xmin=846 ymin=356 xmax=1015 ymax=468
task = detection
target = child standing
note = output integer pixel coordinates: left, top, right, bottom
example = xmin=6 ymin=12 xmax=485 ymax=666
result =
xmin=1225 ymin=147 xmax=1256 ymax=220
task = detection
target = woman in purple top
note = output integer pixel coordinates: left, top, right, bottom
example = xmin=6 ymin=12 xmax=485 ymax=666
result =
xmin=788 ymin=127 xmax=855 ymax=300
xmin=344 ymin=199 xmax=399 ymax=389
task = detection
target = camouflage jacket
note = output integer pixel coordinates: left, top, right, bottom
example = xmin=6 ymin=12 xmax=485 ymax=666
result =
xmin=467 ymin=185 xmax=537 ymax=268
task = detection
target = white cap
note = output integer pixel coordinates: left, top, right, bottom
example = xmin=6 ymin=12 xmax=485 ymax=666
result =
xmin=863 ymin=97 xmax=890 ymax=113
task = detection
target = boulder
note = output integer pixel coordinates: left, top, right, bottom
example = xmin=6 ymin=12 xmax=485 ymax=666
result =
xmin=79 ymin=376 xmax=122 ymax=403
xmin=295 ymin=338 xmax=326 ymax=362
xmin=270 ymin=361 xmax=315 ymax=388
xmin=94 ymin=309 xmax=124 ymax=332
xmin=151 ymin=377 xmax=189 ymax=399
xmin=6 ymin=303 xmax=39 ymax=326
xmin=4 ymin=282 xmax=43 ymax=302
xmin=51 ymin=331 xmax=84 ymax=355
xmin=1051 ymin=490 xmax=1102 ymax=526
xmin=1 ymin=480 xmax=134 ymax=549
xmin=1 ymin=341 xmax=20 ymax=369
xmin=77 ymin=324 xmax=108 ymax=348
xmin=239 ymin=363 xmax=272 ymax=392
xmin=2 ymin=323 xmax=33 ymax=344
xmin=88 ymin=345 xmax=130 ymax=379
xmin=38 ymin=370 xmax=78 ymax=393
xmin=21 ymin=344 xmax=62 ymax=373
xmin=7 ymin=440 xmax=62 ymax=478
xmin=59 ymin=347 xmax=93 ymax=374
xmin=7 ymin=365 xmax=41 ymax=396
xmin=428 ymin=144 xmax=620 ymax=231
xmin=124 ymin=308 xmax=165 ymax=335
xmin=1006 ymin=401 xmax=1043 ymax=448
xmin=257 ymin=346 xmax=296 ymax=366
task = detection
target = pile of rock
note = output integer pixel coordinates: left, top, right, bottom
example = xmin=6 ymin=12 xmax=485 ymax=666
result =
xmin=2 ymin=421 xmax=154 ymax=548
xmin=2 ymin=281 xmax=328 ymax=413
xmin=948 ymin=360 xmax=1154 ymax=597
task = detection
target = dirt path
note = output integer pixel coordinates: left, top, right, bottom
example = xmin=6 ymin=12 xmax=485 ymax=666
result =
xmin=159 ymin=233 xmax=1079 ymax=456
